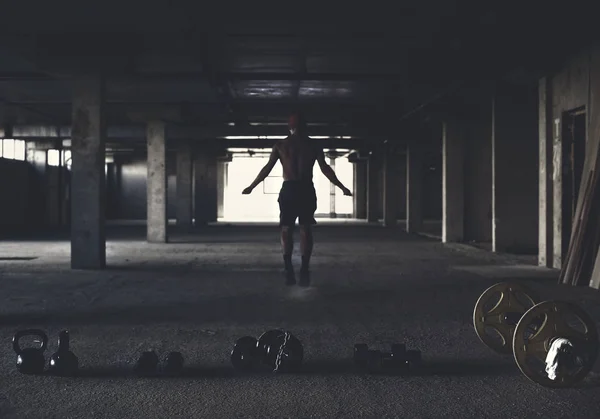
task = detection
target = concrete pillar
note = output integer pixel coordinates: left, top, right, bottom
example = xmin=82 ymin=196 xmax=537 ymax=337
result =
xmin=406 ymin=142 xmax=423 ymax=233
xmin=329 ymin=156 xmax=337 ymax=218
xmin=442 ymin=119 xmax=464 ymax=242
xmin=70 ymin=75 xmax=106 ymax=269
xmin=217 ymin=161 xmax=226 ymax=219
xmin=383 ymin=142 xmax=397 ymax=227
xmin=194 ymin=151 xmax=218 ymax=225
xmin=146 ymin=121 xmax=168 ymax=243
xmin=353 ymin=160 xmax=367 ymax=219
xmin=367 ymin=153 xmax=379 ymax=222
xmin=538 ymin=77 xmax=554 ymax=267
xmin=176 ymin=143 xmax=193 ymax=229
xmin=492 ymin=84 xmax=538 ymax=254
xmin=464 ymin=109 xmax=493 ymax=243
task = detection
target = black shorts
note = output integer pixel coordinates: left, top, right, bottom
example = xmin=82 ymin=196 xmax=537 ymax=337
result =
xmin=278 ymin=180 xmax=317 ymax=227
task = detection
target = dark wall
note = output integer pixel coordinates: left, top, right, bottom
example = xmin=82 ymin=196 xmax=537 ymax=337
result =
xmin=0 ymin=158 xmax=33 ymax=234
xmin=423 ymin=151 xmax=443 ymax=220
xmin=493 ymin=83 xmax=539 ymax=254
xmin=112 ymin=155 xmax=177 ymax=220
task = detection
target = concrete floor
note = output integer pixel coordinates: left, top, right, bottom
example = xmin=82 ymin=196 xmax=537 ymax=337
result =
xmin=0 ymin=222 xmax=599 ymax=418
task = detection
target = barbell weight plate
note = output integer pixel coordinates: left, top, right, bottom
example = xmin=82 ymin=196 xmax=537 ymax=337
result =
xmin=473 ymin=282 xmax=539 ymax=354
xmin=512 ymin=300 xmax=599 ymax=388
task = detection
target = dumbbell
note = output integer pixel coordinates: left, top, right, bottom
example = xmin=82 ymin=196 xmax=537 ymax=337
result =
xmin=473 ymin=282 xmax=599 ymax=388
xmin=134 ymin=351 xmax=184 ymax=376
xmin=231 ymin=329 xmax=304 ymax=373
xmin=354 ymin=343 xmax=421 ymax=373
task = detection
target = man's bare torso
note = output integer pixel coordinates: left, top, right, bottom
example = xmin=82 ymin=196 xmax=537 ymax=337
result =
xmin=276 ymin=134 xmax=319 ymax=182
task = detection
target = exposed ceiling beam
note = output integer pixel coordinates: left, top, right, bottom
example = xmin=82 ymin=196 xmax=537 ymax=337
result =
xmin=0 ymin=71 xmax=411 ymax=82
xmin=104 ymin=138 xmax=375 ymax=151
xmin=9 ymin=123 xmax=389 ymax=140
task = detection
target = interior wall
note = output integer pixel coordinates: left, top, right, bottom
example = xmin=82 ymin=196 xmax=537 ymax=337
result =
xmin=114 ymin=155 xmax=177 ymax=220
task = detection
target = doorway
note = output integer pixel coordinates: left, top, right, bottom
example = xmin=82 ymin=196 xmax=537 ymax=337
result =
xmin=561 ymin=107 xmax=586 ymax=255
xmin=222 ymin=149 xmax=354 ymax=222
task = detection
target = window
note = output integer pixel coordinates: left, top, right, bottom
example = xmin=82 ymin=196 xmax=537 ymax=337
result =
xmin=48 ymin=149 xmax=60 ymax=166
xmin=2 ymin=139 xmax=14 ymax=159
xmin=63 ymin=150 xmax=72 ymax=170
xmin=13 ymin=140 xmax=25 ymax=161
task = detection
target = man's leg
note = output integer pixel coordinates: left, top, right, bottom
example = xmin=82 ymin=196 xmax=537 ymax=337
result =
xmin=299 ymin=224 xmax=313 ymax=272
xmin=281 ymin=225 xmax=294 ymax=271
xmin=278 ymin=183 xmax=297 ymax=285
xmin=298 ymin=186 xmax=317 ymax=286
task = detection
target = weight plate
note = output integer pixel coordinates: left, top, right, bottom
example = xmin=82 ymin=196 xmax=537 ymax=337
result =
xmin=513 ymin=300 xmax=599 ymax=388
xmin=473 ymin=282 xmax=538 ymax=354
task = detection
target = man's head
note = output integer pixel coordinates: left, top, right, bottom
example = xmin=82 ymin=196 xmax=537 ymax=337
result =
xmin=288 ymin=112 xmax=307 ymax=135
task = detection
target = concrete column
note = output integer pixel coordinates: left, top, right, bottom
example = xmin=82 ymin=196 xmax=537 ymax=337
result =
xmin=70 ymin=75 xmax=106 ymax=269
xmin=383 ymin=142 xmax=397 ymax=227
xmin=492 ymin=84 xmax=538 ymax=254
xmin=442 ymin=119 xmax=464 ymax=242
xmin=406 ymin=142 xmax=423 ymax=233
xmin=353 ymin=160 xmax=367 ymax=219
xmin=464 ymin=108 xmax=493 ymax=243
xmin=538 ymin=77 xmax=554 ymax=267
xmin=367 ymin=153 xmax=379 ymax=222
xmin=146 ymin=121 xmax=168 ymax=243
xmin=176 ymin=143 xmax=193 ymax=229
xmin=329 ymin=156 xmax=337 ymax=218
xmin=217 ymin=161 xmax=226 ymax=219
xmin=194 ymin=151 xmax=218 ymax=225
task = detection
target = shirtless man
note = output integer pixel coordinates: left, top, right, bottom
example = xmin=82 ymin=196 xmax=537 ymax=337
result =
xmin=242 ymin=113 xmax=352 ymax=286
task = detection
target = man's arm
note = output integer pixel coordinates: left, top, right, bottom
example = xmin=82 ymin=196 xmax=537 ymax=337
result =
xmin=316 ymin=148 xmax=352 ymax=195
xmin=242 ymin=146 xmax=280 ymax=194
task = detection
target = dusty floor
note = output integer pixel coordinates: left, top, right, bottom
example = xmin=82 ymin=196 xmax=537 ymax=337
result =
xmin=0 ymin=222 xmax=599 ymax=418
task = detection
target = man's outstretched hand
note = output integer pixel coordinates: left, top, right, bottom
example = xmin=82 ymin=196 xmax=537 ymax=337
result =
xmin=342 ymin=187 xmax=353 ymax=196
xmin=242 ymin=186 xmax=254 ymax=195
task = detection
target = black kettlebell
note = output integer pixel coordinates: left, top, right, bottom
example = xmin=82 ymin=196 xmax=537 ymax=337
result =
xmin=13 ymin=329 xmax=48 ymax=374
xmin=48 ymin=330 xmax=79 ymax=376
xmin=162 ymin=351 xmax=184 ymax=375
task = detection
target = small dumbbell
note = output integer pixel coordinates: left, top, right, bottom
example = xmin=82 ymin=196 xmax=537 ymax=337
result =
xmin=162 ymin=351 xmax=184 ymax=375
xmin=134 ymin=351 xmax=159 ymax=376
xmin=355 ymin=343 xmax=415 ymax=374
xmin=353 ymin=344 xmax=369 ymax=368
xmin=405 ymin=349 xmax=422 ymax=370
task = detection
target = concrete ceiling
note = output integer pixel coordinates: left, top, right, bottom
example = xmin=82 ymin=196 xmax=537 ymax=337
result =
xmin=0 ymin=2 xmax=596 ymax=147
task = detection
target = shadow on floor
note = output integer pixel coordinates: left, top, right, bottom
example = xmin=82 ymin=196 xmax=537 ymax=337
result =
xmin=37 ymin=357 xmax=520 ymax=379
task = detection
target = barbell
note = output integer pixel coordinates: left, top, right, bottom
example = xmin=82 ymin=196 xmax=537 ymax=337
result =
xmin=473 ymin=282 xmax=599 ymax=388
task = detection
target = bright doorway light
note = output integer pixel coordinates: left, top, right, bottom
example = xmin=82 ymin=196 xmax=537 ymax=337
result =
xmin=2 ymin=139 xmax=14 ymax=159
xmin=222 ymin=149 xmax=354 ymax=222
xmin=48 ymin=149 xmax=60 ymax=166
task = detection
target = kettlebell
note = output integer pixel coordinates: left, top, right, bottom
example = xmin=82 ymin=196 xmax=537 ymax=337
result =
xmin=13 ymin=329 xmax=48 ymax=374
xmin=48 ymin=330 xmax=79 ymax=376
